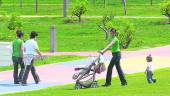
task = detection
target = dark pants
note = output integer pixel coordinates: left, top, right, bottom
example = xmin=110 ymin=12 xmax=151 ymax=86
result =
xmin=22 ymin=59 xmax=40 ymax=84
xmin=12 ymin=56 xmax=25 ymax=83
xmin=105 ymin=52 xmax=127 ymax=85
xmin=146 ymin=70 xmax=156 ymax=83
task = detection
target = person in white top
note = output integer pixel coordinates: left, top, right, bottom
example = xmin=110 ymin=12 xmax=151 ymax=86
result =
xmin=24 ymin=39 xmax=39 ymax=55
xmin=145 ymin=54 xmax=156 ymax=84
xmin=21 ymin=31 xmax=43 ymax=86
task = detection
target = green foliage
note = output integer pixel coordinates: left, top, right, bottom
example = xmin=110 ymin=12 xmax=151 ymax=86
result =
xmin=0 ymin=14 xmax=24 ymax=39
xmin=0 ymin=18 xmax=170 ymax=52
xmin=99 ymin=15 xmax=136 ymax=49
xmin=72 ymin=0 xmax=88 ymax=22
xmin=0 ymin=0 xmax=165 ymax=16
xmin=161 ymin=0 xmax=170 ymax=22
xmin=118 ymin=21 xmax=136 ymax=49
xmin=7 ymin=14 xmax=23 ymax=31
xmin=98 ymin=14 xmax=114 ymax=39
xmin=62 ymin=18 xmax=77 ymax=24
xmin=0 ymin=0 xmax=2 ymax=6
xmin=0 ymin=14 xmax=8 ymax=40
xmin=102 ymin=15 xmax=114 ymax=29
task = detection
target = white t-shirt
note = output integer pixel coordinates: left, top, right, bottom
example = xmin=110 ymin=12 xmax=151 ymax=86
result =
xmin=24 ymin=39 xmax=39 ymax=55
xmin=147 ymin=62 xmax=153 ymax=71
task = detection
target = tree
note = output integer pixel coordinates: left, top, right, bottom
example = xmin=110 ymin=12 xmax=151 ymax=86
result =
xmin=161 ymin=1 xmax=170 ymax=22
xmin=72 ymin=0 xmax=88 ymax=22
xmin=99 ymin=15 xmax=135 ymax=49
xmin=98 ymin=15 xmax=114 ymax=39
xmin=118 ymin=21 xmax=135 ymax=49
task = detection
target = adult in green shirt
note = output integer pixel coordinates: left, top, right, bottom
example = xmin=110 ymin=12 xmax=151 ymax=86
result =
xmin=12 ymin=30 xmax=25 ymax=84
xmin=99 ymin=28 xmax=127 ymax=87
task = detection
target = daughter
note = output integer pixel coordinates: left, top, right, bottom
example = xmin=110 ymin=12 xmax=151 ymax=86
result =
xmin=145 ymin=54 xmax=156 ymax=83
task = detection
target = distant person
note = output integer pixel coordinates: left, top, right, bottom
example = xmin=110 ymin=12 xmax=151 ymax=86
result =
xmin=99 ymin=28 xmax=127 ymax=87
xmin=145 ymin=54 xmax=156 ymax=83
xmin=12 ymin=30 xmax=25 ymax=84
xmin=21 ymin=31 xmax=42 ymax=86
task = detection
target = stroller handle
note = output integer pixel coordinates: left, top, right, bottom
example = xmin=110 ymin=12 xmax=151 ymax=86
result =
xmin=74 ymin=68 xmax=85 ymax=71
xmin=93 ymin=54 xmax=103 ymax=64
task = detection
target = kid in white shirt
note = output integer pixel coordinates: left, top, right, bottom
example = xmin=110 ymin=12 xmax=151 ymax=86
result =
xmin=145 ymin=54 xmax=156 ymax=83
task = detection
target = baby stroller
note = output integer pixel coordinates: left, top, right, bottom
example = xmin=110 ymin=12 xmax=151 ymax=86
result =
xmin=72 ymin=55 xmax=106 ymax=89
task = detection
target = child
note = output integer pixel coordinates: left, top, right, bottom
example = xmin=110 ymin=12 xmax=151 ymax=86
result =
xmin=145 ymin=54 xmax=156 ymax=84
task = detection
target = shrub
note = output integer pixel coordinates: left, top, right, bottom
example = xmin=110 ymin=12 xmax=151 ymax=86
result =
xmin=161 ymin=1 xmax=170 ymax=22
xmin=7 ymin=14 xmax=23 ymax=31
xmin=62 ymin=17 xmax=79 ymax=24
xmin=72 ymin=0 xmax=88 ymax=22
xmin=6 ymin=14 xmax=23 ymax=39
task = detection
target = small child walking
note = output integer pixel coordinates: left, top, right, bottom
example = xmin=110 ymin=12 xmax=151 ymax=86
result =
xmin=145 ymin=54 xmax=156 ymax=84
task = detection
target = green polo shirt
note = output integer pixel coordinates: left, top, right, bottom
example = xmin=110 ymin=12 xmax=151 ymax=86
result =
xmin=12 ymin=38 xmax=23 ymax=57
xmin=111 ymin=36 xmax=120 ymax=53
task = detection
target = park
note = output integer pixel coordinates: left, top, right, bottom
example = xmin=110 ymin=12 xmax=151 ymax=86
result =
xmin=0 ymin=0 xmax=170 ymax=96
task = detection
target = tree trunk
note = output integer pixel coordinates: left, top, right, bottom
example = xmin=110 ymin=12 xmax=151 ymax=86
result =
xmin=63 ymin=0 xmax=68 ymax=17
xmin=98 ymin=25 xmax=109 ymax=40
xmin=122 ymin=0 xmax=127 ymax=15
xmin=78 ymin=16 xmax=81 ymax=22
xmin=36 ymin=0 xmax=38 ymax=15
xmin=150 ymin=0 xmax=153 ymax=6
xmin=20 ymin=0 xmax=23 ymax=8
xmin=104 ymin=0 xmax=106 ymax=8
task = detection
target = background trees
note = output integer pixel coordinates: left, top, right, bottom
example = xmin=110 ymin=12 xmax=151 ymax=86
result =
xmin=161 ymin=1 xmax=170 ymax=23
xmin=72 ymin=0 xmax=88 ymax=22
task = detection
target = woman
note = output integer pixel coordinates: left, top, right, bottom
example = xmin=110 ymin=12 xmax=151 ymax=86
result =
xmin=99 ymin=28 xmax=127 ymax=87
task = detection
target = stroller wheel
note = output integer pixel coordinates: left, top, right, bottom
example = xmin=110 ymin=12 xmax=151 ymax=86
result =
xmin=75 ymin=83 xmax=82 ymax=89
xmin=91 ymin=81 xmax=99 ymax=88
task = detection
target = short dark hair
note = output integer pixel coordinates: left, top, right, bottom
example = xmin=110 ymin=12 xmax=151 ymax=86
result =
xmin=30 ymin=31 xmax=38 ymax=39
xmin=110 ymin=28 xmax=117 ymax=33
xmin=146 ymin=54 xmax=152 ymax=62
xmin=16 ymin=30 xmax=24 ymax=38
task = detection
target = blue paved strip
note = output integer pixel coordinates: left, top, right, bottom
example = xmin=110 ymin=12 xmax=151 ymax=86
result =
xmin=0 ymin=81 xmax=58 ymax=95
xmin=0 ymin=56 xmax=112 ymax=95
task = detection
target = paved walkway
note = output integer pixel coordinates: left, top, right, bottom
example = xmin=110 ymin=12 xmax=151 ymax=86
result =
xmin=43 ymin=45 xmax=170 ymax=57
xmin=0 ymin=45 xmax=170 ymax=95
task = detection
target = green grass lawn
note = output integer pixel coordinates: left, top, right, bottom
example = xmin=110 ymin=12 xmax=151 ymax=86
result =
xmin=0 ymin=55 xmax=88 ymax=72
xmin=0 ymin=0 xmax=165 ymax=16
xmin=0 ymin=17 xmax=170 ymax=52
xmin=2 ymin=68 xmax=170 ymax=96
